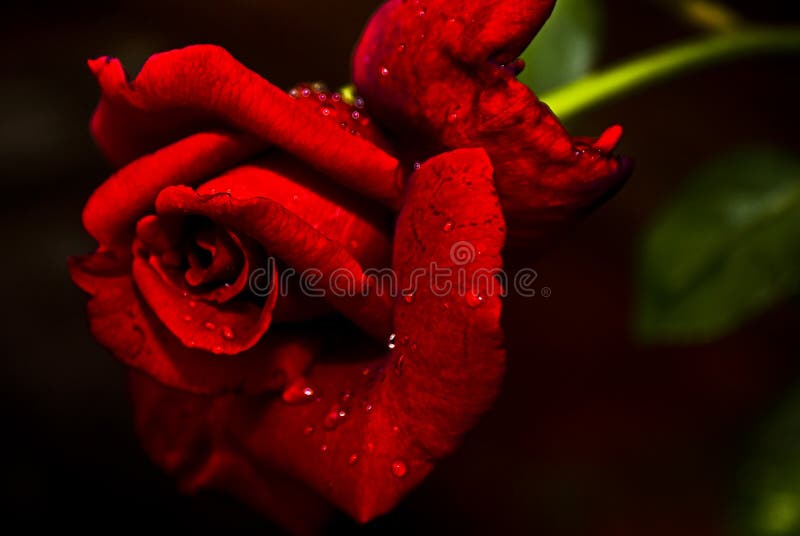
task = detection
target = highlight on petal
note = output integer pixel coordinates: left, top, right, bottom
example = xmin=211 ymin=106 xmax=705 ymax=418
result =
xmin=128 ymin=148 xmax=507 ymax=523
xmin=89 ymin=46 xmax=404 ymax=207
xmin=353 ymin=0 xmax=631 ymax=241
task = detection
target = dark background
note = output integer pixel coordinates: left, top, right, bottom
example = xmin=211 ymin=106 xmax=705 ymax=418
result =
xmin=2 ymin=0 xmax=799 ymax=533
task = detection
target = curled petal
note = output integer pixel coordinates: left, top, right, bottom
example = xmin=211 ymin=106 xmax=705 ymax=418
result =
xmin=69 ymin=250 xmax=315 ymax=394
xmin=90 ymin=46 xmax=404 ymax=207
xmin=130 ymin=148 xmax=506 ymax=522
xmin=82 ymin=130 xmax=261 ymax=248
xmin=155 ymin=187 xmax=394 ymax=341
xmin=353 ymin=0 xmax=631 ymax=241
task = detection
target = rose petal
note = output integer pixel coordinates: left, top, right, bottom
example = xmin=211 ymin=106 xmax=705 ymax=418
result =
xmin=196 ymin=152 xmax=393 ymax=270
xmin=90 ymin=46 xmax=404 ymax=207
xmin=69 ymin=250 xmax=315 ymax=394
xmin=128 ymin=371 xmax=333 ymax=535
xmin=129 ymin=148 xmax=506 ymax=522
xmin=353 ymin=0 xmax=631 ymax=241
xmin=155 ymin=187 xmax=394 ymax=341
xmin=83 ymin=130 xmax=261 ymax=248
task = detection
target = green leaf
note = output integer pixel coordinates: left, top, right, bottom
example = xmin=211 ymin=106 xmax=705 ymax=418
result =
xmin=733 ymin=385 xmax=800 ymax=536
xmin=635 ymin=148 xmax=800 ymax=344
xmin=518 ymin=0 xmax=603 ymax=94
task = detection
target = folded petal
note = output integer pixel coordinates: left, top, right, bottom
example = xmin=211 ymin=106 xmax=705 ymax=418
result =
xmin=90 ymin=46 xmax=404 ymax=207
xmin=129 ymin=148 xmax=506 ymax=522
xmin=68 ymin=250 xmax=315 ymax=394
xmin=155 ymin=187 xmax=394 ymax=341
xmin=82 ymin=130 xmax=261 ymax=248
xmin=353 ymin=0 xmax=631 ymax=241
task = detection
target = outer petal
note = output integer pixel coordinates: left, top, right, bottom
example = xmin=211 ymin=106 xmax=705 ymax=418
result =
xmin=353 ymin=0 xmax=631 ymax=241
xmin=90 ymin=46 xmax=404 ymax=207
xmin=130 ymin=148 xmax=506 ymax=522
xmin=68 ymin=250 xmax=316 ymax=394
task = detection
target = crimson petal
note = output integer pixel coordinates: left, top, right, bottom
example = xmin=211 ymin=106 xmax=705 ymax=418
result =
xmin=155 ymin=187 xmax=394 ymax=342
xmin=353 ymin=0 xmax=631 ymax=241
xmin=129 ymin=148 xmax=506 ymax=522
xmin=68 ymin=251 xmax=315 ymax=395
xmin=90 ymin=46 xmax=404 ymax=207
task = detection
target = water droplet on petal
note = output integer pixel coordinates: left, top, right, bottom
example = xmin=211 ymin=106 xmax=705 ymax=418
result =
xmin=348 ymin=453 xmax=359 ymax=465
xmin=387 ymin=333 xmax=397 ymax=350
xmin=303 ymin=425 xmax=315 ymax=436
xmin=301 ymin=88 xmax=311 ymax=98
xmin=397 ymin=43 xmax=407 ymax=53
xmin=379 ymin=66 xmax=389 ymax=77
xmin=282 ymin=377 xmax=318 ymax=405
xmin=211 ymin=345 xmax=224 ymax=354
xmin=442 ymin=219 xmax=455 ymax=232
xmin=222 ymin=326 xmax=235 ymax=340
xmin=320 ymin=444 xmax=328 ymax=453
xmin=418 ymin=6 xmax=427 ymax=16
xmin=204 ymin=321 xmax=216 ymax=330
xmin=391 ymin=459 xmax=408 ymax=478
xmin=466 ymin=291 xmax=484 ymax=308
xmin=402 ymin=292 xmax=415 ymax=304
xmin=413 ymin=161 xmax=422 ymax=170
xmin=351 ymin=110 xmax=360 ymax=120
xmin=340 ymin=390 xmax=352 ymax=403
xmin=323 ymin=406 xmax=348 ymax=430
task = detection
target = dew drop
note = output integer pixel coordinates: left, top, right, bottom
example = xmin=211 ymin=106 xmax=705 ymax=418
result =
xmin=348 ymin=453 xmax=359 ymax=465
xmin=362 ymin=401 xmax=374 ymax=413
xmin=301 ymin=88 xmax=311 ymax=98
xmin=413 ymin=161 xmax=422 ymax=170
xmin=418 ymin=6 xmax=427 ymax=16
xmin=320 ymin=444 xmax=328 ymax=453
xmin=340 ymin=390 xmax=352 ymax=403
xmin=466 ymin=291 xmax=484 ymax=308
xmin=351 ymin=110 xmax=361 ymax=120
xmin=211 ymin=345 xmax=224 ymax=355
xmin=317 ymin=92 xmax=327 ymax=101
xmin=447 ymin=111 xmax=458 ymax=123
xmin=282 ymin=377 xmax=318 ymax=405
xmin=222 ymin=326 xmax=235 ymax=340
xmin=387 ymin=333 xmax=397 ymax=350
xmin=303 ymin=425 xmax=315 ymax=436
xmin=321 ymin=107 xmax=331 ymax=116
xmin=391 ymin=459 xmax=408 ymax=478
xmin=397 ymin=43 xmax=407 ymax=53
xmin=354 ymin=97 xmax=365 ymax=108
xmin=379 ymin=66 xmax=390 ymax=77
xmin=402 ymin=292 xmax=415 ymax=304
xmin=323 ymin=406 xmax=348 ymax=430
xmin=204 ymin=321 xmax=216 ymax=330
xmin=288 ymin=88 xmax=299 ymax=98
xmin=332 ymin=92 xmax=342 ymax=102
xmin=442 ymin=219 xmax=455 ymax=232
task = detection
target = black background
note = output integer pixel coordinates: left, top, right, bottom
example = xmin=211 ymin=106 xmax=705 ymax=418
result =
xmin=2 ymin=1 xmax=800 ymax=533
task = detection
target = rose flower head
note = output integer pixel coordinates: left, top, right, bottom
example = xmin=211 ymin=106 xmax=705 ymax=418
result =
xmin=69 ymin=0 xmax=630 ymax=529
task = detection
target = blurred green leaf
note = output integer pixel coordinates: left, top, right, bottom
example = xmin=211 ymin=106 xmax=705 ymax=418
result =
xmin=734 ymin=386 xmax=800 ymax=536
xmin=519 ymin=0 xmax=603 ymax=94
xmin=635 ymin=148 xmax=800 ymax=344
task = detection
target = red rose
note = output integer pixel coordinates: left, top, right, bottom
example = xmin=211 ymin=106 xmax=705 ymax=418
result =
xmin=69 ymin=0 xmax=630 ymax=530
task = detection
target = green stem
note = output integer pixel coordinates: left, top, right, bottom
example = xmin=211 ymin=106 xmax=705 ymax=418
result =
xmin=541 ymin=27 xmax=800 ymax=121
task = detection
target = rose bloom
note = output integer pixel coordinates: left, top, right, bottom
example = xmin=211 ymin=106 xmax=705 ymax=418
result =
xmin=69 ymin=0 xmax=630 ymax=530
